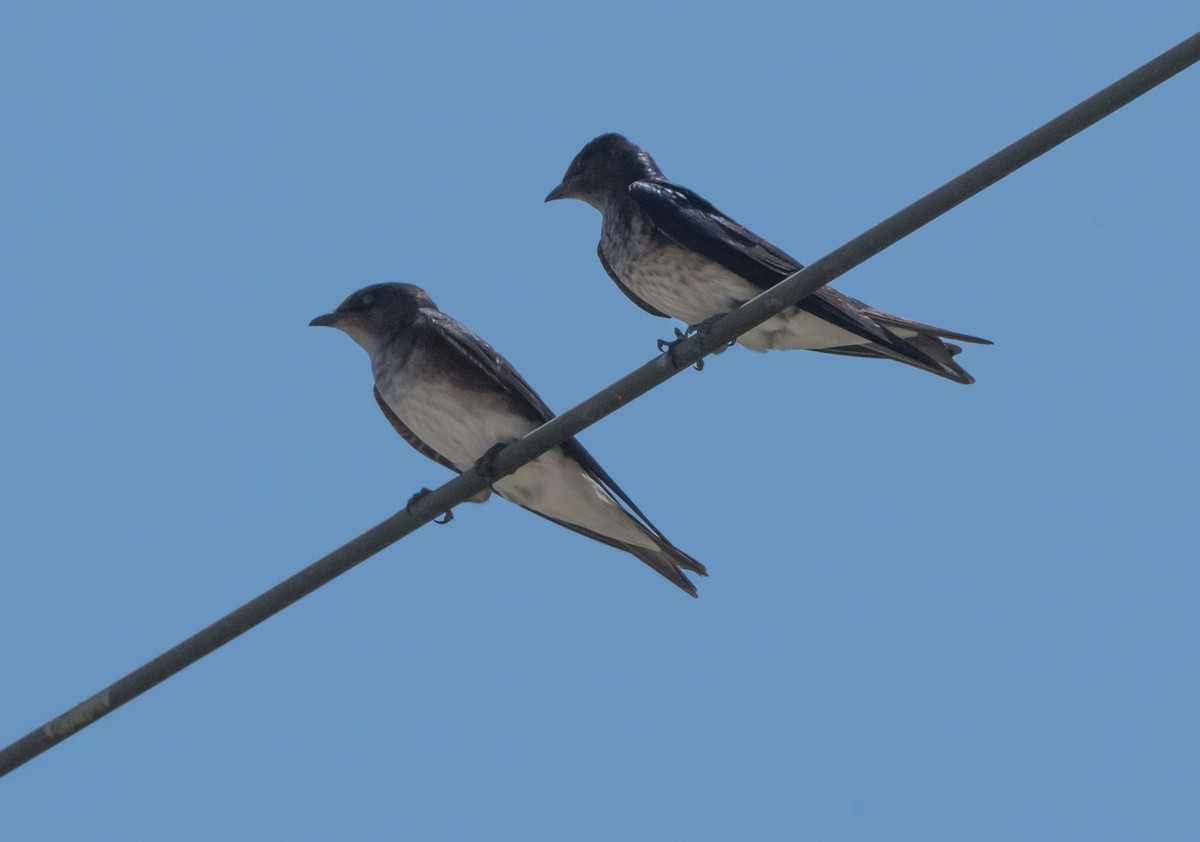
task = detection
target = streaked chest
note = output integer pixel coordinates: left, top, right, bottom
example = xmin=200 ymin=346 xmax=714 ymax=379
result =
xmin=600 ymin=207 xmax=759 ymax=325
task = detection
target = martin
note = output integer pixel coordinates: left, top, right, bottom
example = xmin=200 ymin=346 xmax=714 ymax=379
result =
xmin=311 ymin=283 xmax=706 ymax=596
xmin=546 ymin=133 xmax=990 ymax=383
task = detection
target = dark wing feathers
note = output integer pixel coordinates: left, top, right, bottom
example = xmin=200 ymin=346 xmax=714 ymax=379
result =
xmin=628 ymin=180 xmax=802 ymax=285
xmin=421 ymin=309 xmax=555 ymax=422
xmin=847 ymin=298 xmax=993 ymax=345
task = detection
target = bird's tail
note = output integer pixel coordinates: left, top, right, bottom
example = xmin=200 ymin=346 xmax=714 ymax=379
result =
xmin=881 ymin=332 xmax=978 ymax=384
xmin=626 ymin=540 xmax=708 ymax=598
xmin=812 ymin=338 xmax=970 ymax=383
xmin=815 ymin=326 xmax=990 ymax=384
xmin=814 ymin=303 xmax=991 ymax=384
xmin=519 ymin=507 xmax=707 ymax=597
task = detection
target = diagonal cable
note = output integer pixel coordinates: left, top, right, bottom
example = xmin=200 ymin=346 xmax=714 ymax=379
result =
xmin=2 ymin=31 xmax=1196 ymax=779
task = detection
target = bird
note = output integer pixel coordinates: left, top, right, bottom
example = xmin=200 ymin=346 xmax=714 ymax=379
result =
xmin=545 ymin=133 xmax=991 ymax=383
xmin=310 ymin=282 xmax=706 ymax=596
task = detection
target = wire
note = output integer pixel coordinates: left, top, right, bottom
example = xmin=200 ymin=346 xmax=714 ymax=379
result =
xmin=2 ymin=31 xmax=1196 ymax=779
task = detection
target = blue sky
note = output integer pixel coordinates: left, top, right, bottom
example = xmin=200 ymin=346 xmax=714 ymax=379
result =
xmin=2 ymin=3 xmax=1197 ymax=839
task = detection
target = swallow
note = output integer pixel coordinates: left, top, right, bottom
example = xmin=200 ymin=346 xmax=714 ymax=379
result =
xmin=310 ymin=283 xmax=706 ymax=596
xmin=546 ymin=133 xmax=991 ymax=383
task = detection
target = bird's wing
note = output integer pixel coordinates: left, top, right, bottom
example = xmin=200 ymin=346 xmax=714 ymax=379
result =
xmin=629 ymin=180 xmax=803 ymax=283
xmin=843 ymin=296 xmax=993 ymax=345
xmin=419 ymin=308 xmax=679 ymax=544
xmin=628 ymin=180 xmax=898 ymax=347
xmin=598 ymin=243 xmax=670 ymax=318
xmin=420 ymin=309 xmax=556 ymax=421
xmin=515 ymin=505 xmax=704 ymax=595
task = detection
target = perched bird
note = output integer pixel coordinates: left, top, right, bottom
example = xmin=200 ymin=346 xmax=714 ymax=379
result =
xmin=310 ymin=283 xmax=706 ymax=596
xmin=546 ymin=133 xmax=991 ymax=383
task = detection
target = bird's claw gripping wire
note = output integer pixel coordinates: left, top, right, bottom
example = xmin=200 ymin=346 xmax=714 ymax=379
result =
xmin=407 ymin=487 xmax=454 ymax=525
xmin=657 ymin=327 xmax=705 ymax=371
xmin=473 ymin=442 xmax=509 ymax=486
xmin=656 ymin=316 xmax=728 ymax=371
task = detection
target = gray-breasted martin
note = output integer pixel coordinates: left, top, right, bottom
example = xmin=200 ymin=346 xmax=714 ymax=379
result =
xmin=546 ymin=133 xmax=990 ymax=383
xmin=311 ymin=283 xmax=706 ymax=596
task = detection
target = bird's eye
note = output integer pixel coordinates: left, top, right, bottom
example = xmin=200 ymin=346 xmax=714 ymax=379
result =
xmin=360 ymin=292 xmax=375 ymax=307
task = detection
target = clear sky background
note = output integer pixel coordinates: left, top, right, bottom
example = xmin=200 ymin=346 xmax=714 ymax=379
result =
xmin=3 ymin=3 xmax=1198 ymax=839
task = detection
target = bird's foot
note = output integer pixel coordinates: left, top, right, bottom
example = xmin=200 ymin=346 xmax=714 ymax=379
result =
xmin=690 ymin=314 xmax=731 ymax=345
xmin=473 ymin=442 xmax=509 ymax=486
xmin=657 ymin=327 xmax=704 ymax=371
xmin=407 ymin=487 xmax=454 ymax=525
xmin=656 ymin=315 xmax=727 ymax=371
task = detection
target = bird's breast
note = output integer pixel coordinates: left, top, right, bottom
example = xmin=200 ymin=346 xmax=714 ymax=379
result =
xmin=599 ymin=210 xmax=870 ymax=351
xmin=601 ymin=213 xmax=760 ymax=326
xmin=375 ymin=349 xmax=537 ymax=471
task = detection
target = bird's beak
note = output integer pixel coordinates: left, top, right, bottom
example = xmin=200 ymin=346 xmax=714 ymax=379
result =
xmin=309 ymin=312 xmax=343 ymax=328
xmin=544 ymin=181 xmax=571 ymax=203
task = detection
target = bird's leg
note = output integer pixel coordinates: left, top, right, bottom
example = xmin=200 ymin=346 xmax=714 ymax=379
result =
xmin=656 ymin=315 xmax=728 ymax=371
xmin=473 ymin=442 xmax=510 ymax=486
xmin=407 ymin=487 xmax=454 ymax=525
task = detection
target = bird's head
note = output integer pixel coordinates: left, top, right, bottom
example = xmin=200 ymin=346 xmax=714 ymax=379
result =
xmin=309 ymin=283 xmax=437 ymax=353
xmin=545 ymin=133 xmax=664 ymax=210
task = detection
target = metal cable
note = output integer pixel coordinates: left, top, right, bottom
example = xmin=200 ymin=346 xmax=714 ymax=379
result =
xmin=2 ymin=31 xmax=1196 ymax=779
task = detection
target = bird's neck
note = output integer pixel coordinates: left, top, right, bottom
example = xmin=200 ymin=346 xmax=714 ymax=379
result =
xmin=601 ymin=185 xmax=639 ymax=218
xmin=369 ymin=329 xmax=414 ymax=378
